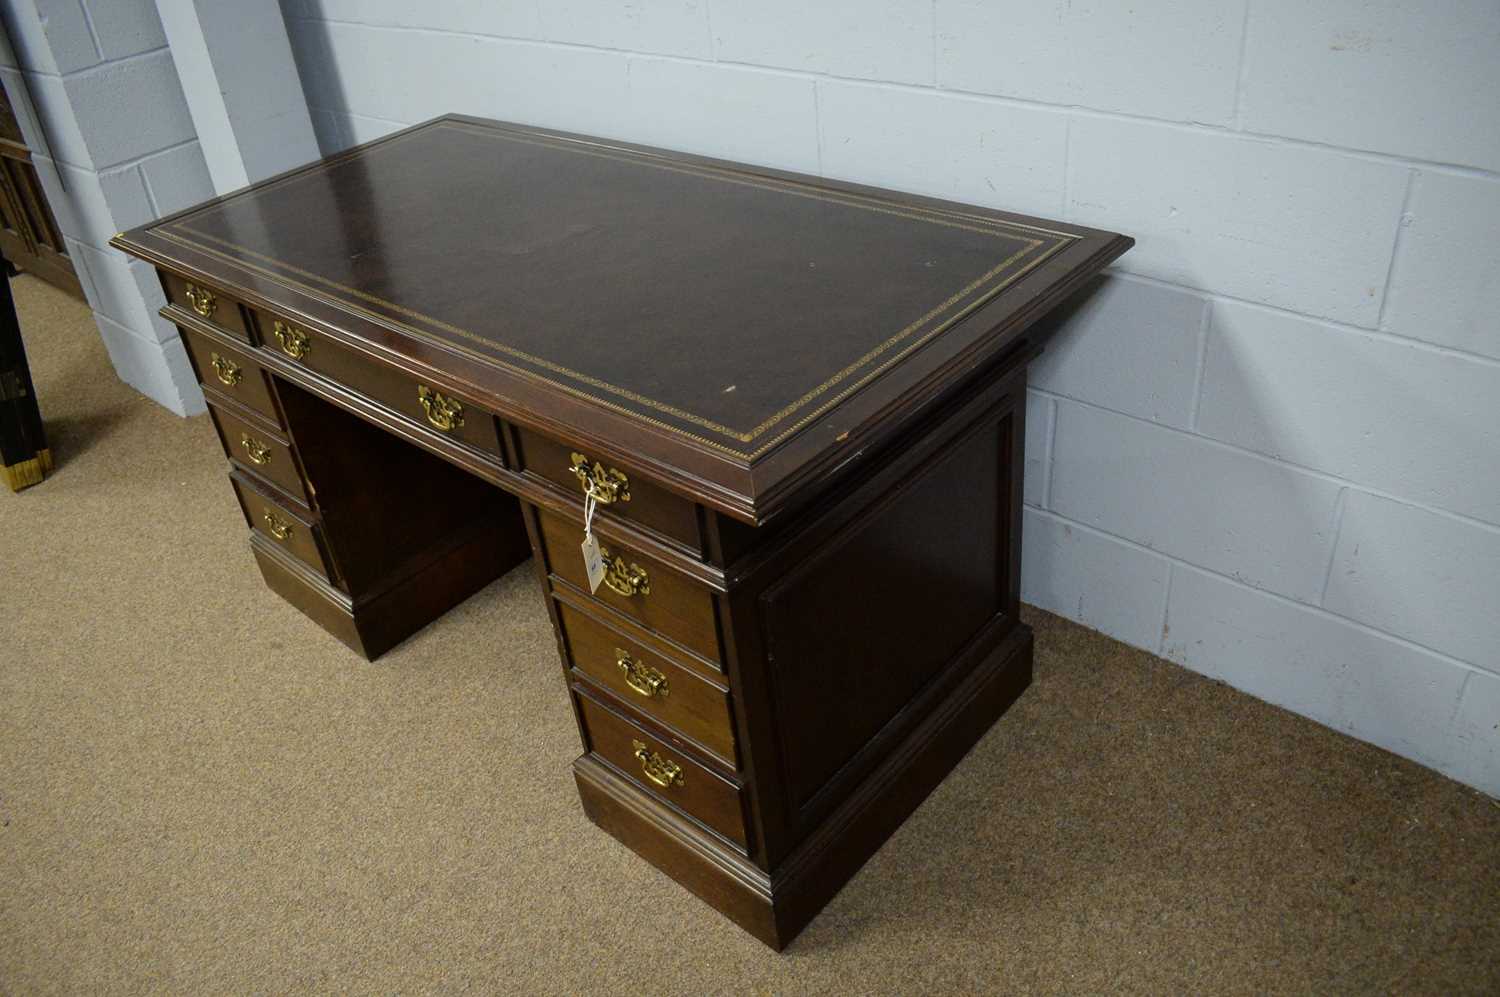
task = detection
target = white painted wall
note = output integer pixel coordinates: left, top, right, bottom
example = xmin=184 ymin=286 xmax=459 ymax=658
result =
xmin=271 ymin=1 xmax=1498 ymax=797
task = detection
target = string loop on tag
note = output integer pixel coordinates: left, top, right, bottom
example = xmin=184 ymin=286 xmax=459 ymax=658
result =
xmin=579 ymin=480 xmax=607 ymax=594
xmin=582 ymin=481 xmax=599 ymax=540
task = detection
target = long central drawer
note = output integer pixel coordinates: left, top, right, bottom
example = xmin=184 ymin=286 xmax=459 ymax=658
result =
xmin=248 ymin=307 xmax=505 ymax=459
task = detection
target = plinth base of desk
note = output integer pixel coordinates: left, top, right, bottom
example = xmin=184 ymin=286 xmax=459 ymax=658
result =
xmin=250 ymin=518 xmax=524 ymax=660
xmin=575 ymin=623 xmax=1033 ymax=950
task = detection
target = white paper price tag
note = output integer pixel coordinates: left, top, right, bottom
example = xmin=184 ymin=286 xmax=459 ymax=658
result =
xmin=582 ymin=533 xmax=605 ymax=593
xmin=580 ymin=489 xmax=605 ymax=594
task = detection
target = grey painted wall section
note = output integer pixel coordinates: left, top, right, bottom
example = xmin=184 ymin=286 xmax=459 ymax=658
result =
xmin=263 ymin=1 xmax=1496 ymax=797
xmin=155 ymin=0 xmax=318 ymax=195
xmin=0 ymin=0 xmax=210 ymax=415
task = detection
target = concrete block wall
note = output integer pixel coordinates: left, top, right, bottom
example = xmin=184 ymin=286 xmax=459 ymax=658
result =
xmin=278 ymin=0 xmax=1500 ymax=796
xmin=0 ymin=0 xmax=211 ymax=415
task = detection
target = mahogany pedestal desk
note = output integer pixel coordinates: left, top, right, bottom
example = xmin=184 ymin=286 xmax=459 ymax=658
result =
xmin=113 ymin=115 xmax=1131 ymax=950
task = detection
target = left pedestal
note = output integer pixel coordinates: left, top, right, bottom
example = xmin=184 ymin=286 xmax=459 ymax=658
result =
xmin=172 ymin=292 xmax=530 ymax=660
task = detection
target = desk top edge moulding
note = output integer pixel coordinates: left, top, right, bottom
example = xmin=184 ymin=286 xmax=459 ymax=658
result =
xmin=112 ymin=114 xmax=1131 ymax=526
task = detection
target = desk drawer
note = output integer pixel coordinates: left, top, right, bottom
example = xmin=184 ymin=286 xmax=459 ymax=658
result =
xmin=250 ymin=309 xmax=504 ymax=459
xmin=577 ymin=689 xmax=746 ymax=849
xmin=163 ymin=274 xmax=251 ymax=343
xmin=515 ymin=427 xmax=700 ymax=551
xmin=558 ymin=599 xmax=735 ymax=765
xmin=538 ymin=509 xmax=720 ymax=664
xmin=179 ymin=326 xmax=280 ymax=424
xmin=230 ymin=471 xmax=333 ymax=584
xmin=207 ymin=401 xmax=312 ymax=507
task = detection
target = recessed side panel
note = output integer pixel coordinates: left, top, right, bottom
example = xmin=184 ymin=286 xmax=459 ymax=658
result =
xmin=759 ymin=408 xmax=1013 ymax=816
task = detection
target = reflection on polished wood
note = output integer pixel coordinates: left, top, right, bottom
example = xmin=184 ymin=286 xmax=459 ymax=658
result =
xmin=112 ymin=114 xmax=1131 ymax=949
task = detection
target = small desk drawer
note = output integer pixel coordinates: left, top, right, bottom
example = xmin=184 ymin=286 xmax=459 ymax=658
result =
xmin=230 ymin=471 xmax=333 ymax=584
xmin=179 ymin=326 xmax=280 ymax=424
xmin=515 ymin=427 xmax=700 ymax=551
xmin=250 ymin=309 xmax=504 ymax=459
xmin=577 ymin=689 xmax=747 ymax=849
xmin=538 ymin=509 xmax=720 ymax=664
xmin=558 ymin=598 xmax=735 ymax=765
xmin=207 ymin=401 xmax=312 ymax=507
xmin=163 ymin=274 xmax=251 ymax=342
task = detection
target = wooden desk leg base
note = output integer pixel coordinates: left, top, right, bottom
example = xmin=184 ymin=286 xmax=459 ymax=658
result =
xmin=259 ymin=383 xmax=533 ymax=660
xmin=250 ymin=515 xmax=528 ymax=661
xmin=576 ymin=624 xmax=1033 ymax=950
xmin=3 ymin=446 xmax=51 ymax=491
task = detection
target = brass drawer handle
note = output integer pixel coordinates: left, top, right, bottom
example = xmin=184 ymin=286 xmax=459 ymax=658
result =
xmin=271 ymin=320 xmax=311 ymax=360
xmin=632 ymin=740 xmax=683 ymax=789
xmin=417 ymin=385 xmax=465 ymax=432
xmin=617 ymin=648 xmax=668 ymax=699
xmin=570 ymin=452 xmax=630 ymax=504
xmin=210 ymin=352 xmax=242 ymax=387
xmin=598 ymin=544 xmax=649 ymax=598
xmin=240 ymin=433 xmax=271 ymax=466
xmin=262 ymin=510 xmax=293 ymax=541
xmin=184 ymin=282 xmax=217 ymax=318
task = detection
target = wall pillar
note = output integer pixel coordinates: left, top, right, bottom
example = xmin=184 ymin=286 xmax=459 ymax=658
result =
xmin=0 ymin=0 xmax=319 ymax=416
xmin=0 ymin=0 xmax=212 ymax=415
xmin=155 ymin=0 xmax=317 ymax=195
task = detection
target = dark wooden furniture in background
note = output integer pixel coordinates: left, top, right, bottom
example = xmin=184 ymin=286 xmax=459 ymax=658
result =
xmin=0 ymin=76 xmax=82 ymax=301
xmin=0 ymin=258 xmax=49 ymax=491
xmin=113 ymin=115 xmax=1131 ymax=949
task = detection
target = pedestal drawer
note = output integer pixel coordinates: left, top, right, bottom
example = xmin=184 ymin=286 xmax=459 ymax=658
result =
xmin=557 ymin=598 xmax=735 ymax=765
xmin=538 ymin=509 xmax=720 ymax=664
xmin=207 ymin=400 xmax=312 ymax=507
xmin=230 ymin=471 xmax=333 ymax=585
xmin=576 ymin=688 xmax=747 ymax=849
xmin=163 ymin=274 xmax=252 ymax=342
xmin=515 ymin=426 xmax=701 ymax=551
xmin=179 ymin=326 xmax=280 ymax=424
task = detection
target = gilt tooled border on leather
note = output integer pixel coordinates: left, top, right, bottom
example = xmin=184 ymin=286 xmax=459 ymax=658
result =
xmin=157 ymin=121 xmax=1078 ymax=461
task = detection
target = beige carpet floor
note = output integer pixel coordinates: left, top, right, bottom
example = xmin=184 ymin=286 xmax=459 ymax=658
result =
xmin=1 ymin=274 xmax=1497 ymax=995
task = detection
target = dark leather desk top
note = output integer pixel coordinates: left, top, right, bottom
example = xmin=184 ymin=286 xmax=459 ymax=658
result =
xmin=116 ymin=115 xmax=1130 ymax=523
